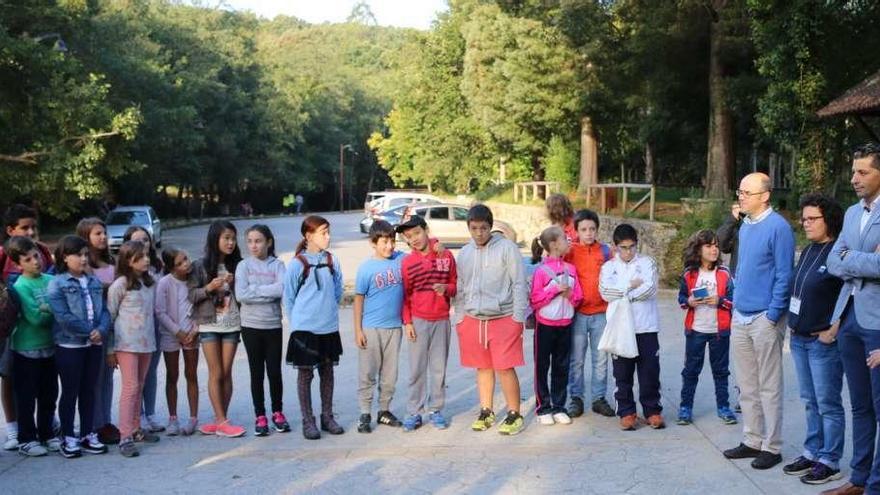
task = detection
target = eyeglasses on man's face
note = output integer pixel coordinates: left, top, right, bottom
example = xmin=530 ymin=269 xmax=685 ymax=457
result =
xmin=736 ymin=189 xmax=767 ymax=198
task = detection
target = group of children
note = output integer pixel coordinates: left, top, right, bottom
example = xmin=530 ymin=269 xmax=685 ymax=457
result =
xmin=0 ymin=197 xmax=740 ymax=461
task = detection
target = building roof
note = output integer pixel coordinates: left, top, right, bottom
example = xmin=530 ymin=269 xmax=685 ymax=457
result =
xmin=817 ymin=69 xmax=880 ymax=118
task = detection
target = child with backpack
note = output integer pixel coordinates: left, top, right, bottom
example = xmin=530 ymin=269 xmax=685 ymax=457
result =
xmin=566 ymin=209 xmax=615 ymax=418
xmin=530 ymin=226 xmax=583 ymax=426
xmin=676 ymin=229 xmax=736 ymax=426
xmin=282 ymin=215 xmax=344 ymax=440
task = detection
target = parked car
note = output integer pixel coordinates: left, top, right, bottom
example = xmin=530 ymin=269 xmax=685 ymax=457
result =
xmin=106 ymin=206 xmax=162 ymax=252
xmin=402 ymin=203 xmax=518 ymax=246
xmin=363 ymin=191 xmax=440 ymax=218
xmin=359 ymin=203 xmax=412 ymax=234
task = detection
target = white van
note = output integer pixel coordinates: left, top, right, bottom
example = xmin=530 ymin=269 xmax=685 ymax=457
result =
xmin=363 ymin=191 xmax=441 ymax=217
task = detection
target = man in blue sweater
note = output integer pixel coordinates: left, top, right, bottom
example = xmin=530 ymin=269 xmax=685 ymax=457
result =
xmin=722 ymin=172 xmax=795 ymax=470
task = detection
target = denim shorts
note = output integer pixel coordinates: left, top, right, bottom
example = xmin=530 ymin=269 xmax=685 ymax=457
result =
xmin=199 ymin=331 xmax=241 ymax=344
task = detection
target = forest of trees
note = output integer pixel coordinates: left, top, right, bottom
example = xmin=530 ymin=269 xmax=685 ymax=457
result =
xmin=2 ymin=0 xmax=879 ymax=219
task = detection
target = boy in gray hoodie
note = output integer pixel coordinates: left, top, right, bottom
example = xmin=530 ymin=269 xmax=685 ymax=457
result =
xmin=454 ymin=204 xmax=529 ymax=436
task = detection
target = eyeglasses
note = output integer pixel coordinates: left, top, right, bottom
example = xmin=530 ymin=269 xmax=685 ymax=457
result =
xmin=801 ymin=215 xmax=824 ymax=224
xmin=617 ymin=243 xmax=637 ymax=252
xmin=736 ymin=189 xmax=768 ymax=197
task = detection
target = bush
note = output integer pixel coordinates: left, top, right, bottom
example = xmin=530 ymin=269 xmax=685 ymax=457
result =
xmin=661 ymin=200 xmax=726 ymax=287
xmin=543 ymin=136 xmax=579 ymax=188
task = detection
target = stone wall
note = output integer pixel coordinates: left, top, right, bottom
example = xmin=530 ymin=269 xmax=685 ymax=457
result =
xmin=486 ymin=201 xmax=678 ymax=281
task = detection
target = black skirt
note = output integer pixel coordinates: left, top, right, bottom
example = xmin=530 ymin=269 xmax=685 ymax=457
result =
xmin=286 ymin=331 xmax=343 ymax=368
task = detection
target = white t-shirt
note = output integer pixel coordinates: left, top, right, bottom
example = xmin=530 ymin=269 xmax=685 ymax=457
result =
xmin=692 ymin=269 xmax=718 ymax=333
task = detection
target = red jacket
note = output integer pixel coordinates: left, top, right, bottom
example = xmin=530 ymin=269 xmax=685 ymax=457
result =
xmin=0 ymin=242 xmax=54 ymax=284
xmin=401 ymin=241 xmax=457 ymax=324
xmin=678 ymin=266 xmax=734 ymax=334
xmin=567 ymin=241 xmax=612 ymax=315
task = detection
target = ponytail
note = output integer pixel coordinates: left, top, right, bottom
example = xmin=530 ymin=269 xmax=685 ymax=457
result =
xmin=530 ymin=236 xmax=544 ymax=264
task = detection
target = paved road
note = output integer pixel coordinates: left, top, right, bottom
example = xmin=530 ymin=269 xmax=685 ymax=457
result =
xmin=0 ymin=214 xmax=852 ymax=493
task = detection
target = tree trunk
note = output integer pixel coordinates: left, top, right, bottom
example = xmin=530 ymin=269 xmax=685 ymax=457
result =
xmin=644 ymin=142 xmax=655 ymax=184
xmin=578 ymin=116 xmax=599 ymax=194
xmin=704 ymin=12 xmax=735 ymax=198
xmin=531 ymin=151 xmax=544 ymax=181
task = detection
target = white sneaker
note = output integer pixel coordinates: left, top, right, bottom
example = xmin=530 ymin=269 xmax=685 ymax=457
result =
xmin=142 ymin=415 xmax=166 ymax=433
xmin=552 ymin=412 xmax=572 ymax=425
xmin=181 ymin=417 xmax=198 ymax=436
xmin=18 ymin=441 xmax=48 ymax=457
xmin=537 ymin=414 xmax=555 ymax=426
xmin=45 ymin=437 xmax=62 ymax=452
xmin=166 ymin=418 xmax=180 ymax=436
xmin=4 ymin=431 xmax=19 ymax=450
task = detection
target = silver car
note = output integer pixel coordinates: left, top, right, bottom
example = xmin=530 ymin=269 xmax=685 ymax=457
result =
xmin=106 ymin=206 xmax=162 ymax=252
xmin=403 ymin=204 xmax=518 ymax=246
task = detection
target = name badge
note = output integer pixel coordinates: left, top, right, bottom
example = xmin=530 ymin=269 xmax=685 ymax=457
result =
xmin=789 ymin=297 xmax=802 ymax=315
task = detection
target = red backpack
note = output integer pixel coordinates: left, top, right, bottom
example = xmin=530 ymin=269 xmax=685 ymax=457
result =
xmin=292 ymin=252 xmax=336 ymax=299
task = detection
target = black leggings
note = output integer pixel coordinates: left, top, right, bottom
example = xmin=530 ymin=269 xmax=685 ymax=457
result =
xmin=241 ymin=327 xmax=283 ymax=416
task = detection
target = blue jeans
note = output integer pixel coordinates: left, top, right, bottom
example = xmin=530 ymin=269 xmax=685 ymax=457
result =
xmin=567 ymin=312 xmax=608 ymax=402
xmin=140 ymin=349 xmax=161 ymax=417
xmin=93 ymin=348 xmax=114 ymax=427
xmin=790 ymin=333 xmax=845 ymax=470
xmin=838 ymin=302 xmax=880 ymax=489
xmin=680 ymin=332 xmax=730 ymax=409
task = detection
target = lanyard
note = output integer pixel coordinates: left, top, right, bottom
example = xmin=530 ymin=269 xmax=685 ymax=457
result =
xmin=793 ymin=242 xmax=831 ymax=300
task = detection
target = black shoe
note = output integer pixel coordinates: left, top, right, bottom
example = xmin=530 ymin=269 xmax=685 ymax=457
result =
xmin=302 ymin=416 xmax=321 ymax=440
xmin=377 ymin=410 xmax=402 ymax=427
xmin=592 ymin=397 xmax=616 ymax=417
xmin=60 ymin=439 xmax=82 ymax=459
xmin=79 ymin=435 xmax=108 ymax=455
xmin=800 ymin=463 xmax=843 ymax=485
xmin=723 ymin=443 xmax=762 ymax=459
xmin=783 ymin=456 xmax=815 ymax=476
xmin=751 ymin=451 xmax=783 ymax=470
xmin=254 ymin=416 xmax=270 ymax=437
xmin=357 ymin=414 xmax=372 ymax=434
xmin=320 ymin=414 xmax=345 ymax=435
xmin=567 ymin=397 xmax=584 ymax=418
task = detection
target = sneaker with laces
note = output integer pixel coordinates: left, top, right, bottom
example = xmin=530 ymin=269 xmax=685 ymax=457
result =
xmin=4 ymin=430 xmax=19 ymax=451
xmin=428 ymin=411 xmax=449 ymax=430
xmin=783 ymin=456 xmax=816 ymax=476
xmin=676 ymin=406 xmax=693 ymax=425
xmin=166 ymin=418 xmax=181 ymax=436
xmin=254 ymin=416 xmax=270 ymax=437
xmin=272 ymin=412 xmax=291 ymax=433
xmin=80 ymin=433 xmax=108 ymax=454
xmin=567 ymin=397 xmax=584 ymax=418
xmin=800 ymin=463 xmax=843 ymax=485
xmin=377 ymin=410 xmax=403 ymax=427
xmin=537 ymin=413 xmax=555 ymax=426
xmin=591 ymin=397 xmax=616 ymax=417
xmin=60 ymin=436 xmax=82 ymax=459
xmin=18 ymin=441 xmax=48 ymax=457
xmin=357 ymin=413 xmax=372 ymax=434
xmin=142 ymin=415 xmax=165 ymax=433
xmin=723 ymin=443 xmax=762 ymax=459
xmin=552 ymin=412 xmax=572 ymax=425
xmin=717 ymin=406 xmax=738 ymax=425
xmin=498 ymin=411 xmax=525 ymax=436
xmin=198 ymin=423 xmax=217 ymax=435
xmin=471 ymin=408 xmax=496 ymax=432
xmin=402 ymin=414 xmax=423 ymax=432
xmin=133 ymin=428 xmax=160 ymax=443
xmin=619 ymin=413 xmax=638 ymax=431
xmin=182 ymin=418 xmax=198 ymax=436
xmin=216 ymin=421 xmax=246 ymax=438
xmin=45 ymin=437 xmax=62 ymax=452
xmin=119 ymin=438 xmax=139 ymax=458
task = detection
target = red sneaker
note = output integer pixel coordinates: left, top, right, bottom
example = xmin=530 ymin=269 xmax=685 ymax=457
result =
xmin=198 ymin=423 xmax=217 ymax=435
xmin=216 ymin=421 xmax=246 ymax=438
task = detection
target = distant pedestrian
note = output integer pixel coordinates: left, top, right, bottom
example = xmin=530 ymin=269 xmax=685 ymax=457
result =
xmin=295 ymin=194 xmax=304 ymax=215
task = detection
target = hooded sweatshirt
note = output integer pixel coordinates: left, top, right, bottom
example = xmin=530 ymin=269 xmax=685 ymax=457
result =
xmin=234 ymin=256 xmax=286 ymax=329
xmin=454 ymin=233 xmax=528 ymax=324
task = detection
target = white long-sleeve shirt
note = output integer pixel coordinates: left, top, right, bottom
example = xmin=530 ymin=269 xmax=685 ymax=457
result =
xmin=599 ymin=253 xmax=660 ymax=334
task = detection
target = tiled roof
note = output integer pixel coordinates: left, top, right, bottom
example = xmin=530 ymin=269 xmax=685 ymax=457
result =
xmin=817 ymin=69 xmax=880 ymax=118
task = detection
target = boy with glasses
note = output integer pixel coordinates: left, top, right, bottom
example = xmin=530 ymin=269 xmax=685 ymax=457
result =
xmin=599 ymin=224 xmax=663 ymax=430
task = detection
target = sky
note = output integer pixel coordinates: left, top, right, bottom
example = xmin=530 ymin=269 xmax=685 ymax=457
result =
xmin=223 ymin=0 xmax=449 ymax=30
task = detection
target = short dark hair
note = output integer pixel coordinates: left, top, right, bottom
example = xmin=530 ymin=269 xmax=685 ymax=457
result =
xmin=4 ymin=236 xmax=36 ymax=264
xmin=574 ymin=209 xmax=600 ymax=230
xmin=799 ymin=193 xmax=844 ymax=240
xmin=54 ymin=235 xmax=89 ymax=273
xmin=369 ymin=220 xmax=396 ymax=242
xmin=854 ymin=142 xmax=880 ymax=170
xmin=467 ymin=204 xmax=493 ymax=227
xmin=612 ymin=224 xmax=638 ymax=245
xmin=2 ymin=204 xmax=37 ymax=241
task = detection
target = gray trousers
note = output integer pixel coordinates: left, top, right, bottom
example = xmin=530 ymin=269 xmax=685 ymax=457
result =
xmin=357 ymin=328 xmax=402 ymax=414
xmin=407 ymin=318 xmax=451 ymax=416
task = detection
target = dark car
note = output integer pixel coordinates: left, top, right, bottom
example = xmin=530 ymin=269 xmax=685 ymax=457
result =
xmin=359 ymin=203 xmax=412 ymax=234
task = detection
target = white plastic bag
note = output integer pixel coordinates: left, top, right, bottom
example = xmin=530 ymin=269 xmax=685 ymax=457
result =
xmin=598 ymin=297 xmax=639 ymax=358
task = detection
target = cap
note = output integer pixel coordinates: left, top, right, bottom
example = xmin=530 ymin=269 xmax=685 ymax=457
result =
xmin=395 ymin=214 xmax=427 ymax=233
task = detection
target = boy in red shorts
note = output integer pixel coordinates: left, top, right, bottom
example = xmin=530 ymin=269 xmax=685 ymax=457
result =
xmin=454 ymin=204 xmax=529 ymax=435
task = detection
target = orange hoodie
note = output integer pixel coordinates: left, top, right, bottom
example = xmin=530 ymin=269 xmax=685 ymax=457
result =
xmin=567 ymin=241 xmax=612 ymax=315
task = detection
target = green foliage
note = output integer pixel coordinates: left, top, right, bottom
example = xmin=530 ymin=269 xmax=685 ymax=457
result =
xmin=543 ymin=136 xmax=578 ymax=188
xmin=662 ymin=200 xmax=726 ymax=287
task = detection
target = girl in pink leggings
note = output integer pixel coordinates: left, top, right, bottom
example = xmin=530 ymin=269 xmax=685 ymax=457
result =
xmin=107 ymin=240 xmax=158 ymax=457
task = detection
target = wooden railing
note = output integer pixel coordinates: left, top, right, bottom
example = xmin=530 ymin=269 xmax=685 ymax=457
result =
xmin=513 ymin=181 xmax=560 ymax=203
xmin=585 ymin=183 xmax=657 ymax=221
